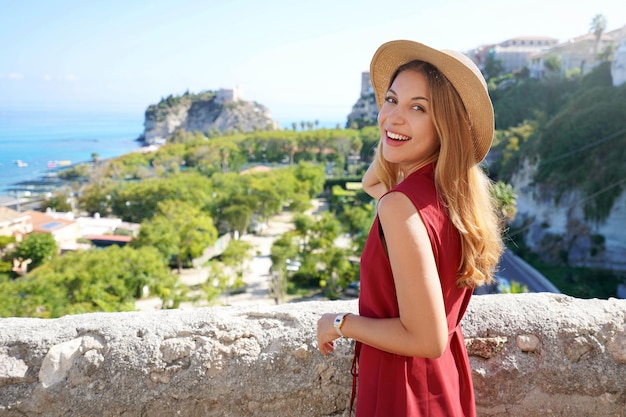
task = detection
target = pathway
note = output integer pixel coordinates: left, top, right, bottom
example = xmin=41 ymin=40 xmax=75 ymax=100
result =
xmin=135 ymin=209 xmax=297 ymax=311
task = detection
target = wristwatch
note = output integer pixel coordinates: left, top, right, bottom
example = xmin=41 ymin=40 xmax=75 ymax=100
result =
xmin=333 ymin=313 xmax=350 ymax=337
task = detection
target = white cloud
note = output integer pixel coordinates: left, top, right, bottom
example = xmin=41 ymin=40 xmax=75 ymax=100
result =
xmin=7 ymin=72 xmax=25 ymax=80
xmin=63 ymin=74 xmax=78 ymax=81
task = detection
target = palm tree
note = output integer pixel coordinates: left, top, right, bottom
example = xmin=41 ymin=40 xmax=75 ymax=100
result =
xmin=590 ymin=14 xmax=607 ymax=56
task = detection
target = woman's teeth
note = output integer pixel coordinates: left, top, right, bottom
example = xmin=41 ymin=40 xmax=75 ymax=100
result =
xmin=388 ymin=131 xmax=410 ymax=141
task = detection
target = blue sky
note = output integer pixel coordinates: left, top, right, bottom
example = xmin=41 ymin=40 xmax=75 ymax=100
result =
xmin=1 ymin=0 xmax=624 ymax=126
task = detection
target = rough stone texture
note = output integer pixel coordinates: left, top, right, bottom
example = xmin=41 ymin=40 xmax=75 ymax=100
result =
xmin=464 ymin=294 xmax=626 ymax=417
xmin=0 ymin=293 xmax=624 ymax=417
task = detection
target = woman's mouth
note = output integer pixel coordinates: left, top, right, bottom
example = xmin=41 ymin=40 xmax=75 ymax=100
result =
xmin=387 ymin=131 xmax=411 ymax=141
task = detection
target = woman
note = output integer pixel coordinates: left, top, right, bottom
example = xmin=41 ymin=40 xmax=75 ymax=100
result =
xmin=317 ymin=40 xmax=503 ymax=416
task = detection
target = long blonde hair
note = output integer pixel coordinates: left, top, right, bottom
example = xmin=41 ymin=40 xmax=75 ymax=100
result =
xmin=374 ymin=61 xmax=503 ymax=288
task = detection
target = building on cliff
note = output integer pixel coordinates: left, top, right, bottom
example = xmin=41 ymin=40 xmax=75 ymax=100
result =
xmin=612 ymin=38 xmax=626 ymax=86
xmin=470 ymin=36 xmax=558 ymax=74
xmin=216 ymin=87 xmax=242 ymax=103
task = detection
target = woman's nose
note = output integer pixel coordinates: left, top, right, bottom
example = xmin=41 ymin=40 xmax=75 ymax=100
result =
xmin=387 ymin=106 xmax=405 ymax=124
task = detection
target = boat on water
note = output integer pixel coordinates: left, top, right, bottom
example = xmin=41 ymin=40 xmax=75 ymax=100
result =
xmin=14 ymin=160 xmax=28 ymax=168
xmin=47 ymin=160 xmax=72 ymax=168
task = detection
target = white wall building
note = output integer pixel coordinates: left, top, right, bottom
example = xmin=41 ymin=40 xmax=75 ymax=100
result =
xmin=611 ymin=38 xmax=626 ymax=86
xmin=217 ymin=87 xmax=243 ymax=103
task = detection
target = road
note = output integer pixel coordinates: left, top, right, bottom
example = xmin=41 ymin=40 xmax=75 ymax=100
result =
xmin=497 ymin=248 xmax=561 ymax=293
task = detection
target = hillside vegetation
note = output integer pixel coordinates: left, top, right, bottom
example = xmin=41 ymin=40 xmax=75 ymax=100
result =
xmin=489 ymin=62 xmax=626 ymax=222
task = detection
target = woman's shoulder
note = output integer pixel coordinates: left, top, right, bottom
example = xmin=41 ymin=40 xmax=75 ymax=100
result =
xmin=377 ymin=192 xmax=415 ymax=222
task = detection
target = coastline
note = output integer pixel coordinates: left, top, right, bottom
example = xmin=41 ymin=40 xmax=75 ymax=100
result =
xmin=1 ymin=138 xmax=151 ymax=199
xmin=0 ymin=108 xmax=147 ymax=198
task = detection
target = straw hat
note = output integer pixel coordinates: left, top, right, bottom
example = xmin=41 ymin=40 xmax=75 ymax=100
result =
xmin=370 ymin=40 xmax=494 ymax=163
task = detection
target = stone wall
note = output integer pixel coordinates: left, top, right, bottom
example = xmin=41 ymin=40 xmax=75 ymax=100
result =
xmin=1 ymin=293 xmax=625 ymax=417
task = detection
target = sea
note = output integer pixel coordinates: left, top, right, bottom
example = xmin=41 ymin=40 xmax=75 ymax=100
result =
xmin=0 ymin=109 xmax=145 ymax=196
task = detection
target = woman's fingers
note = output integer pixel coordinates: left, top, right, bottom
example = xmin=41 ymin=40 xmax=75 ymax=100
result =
xmin=319 ymin=341 xmax=334 ymax=355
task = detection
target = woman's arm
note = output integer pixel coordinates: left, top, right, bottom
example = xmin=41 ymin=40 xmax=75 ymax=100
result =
xmin=362 ymin=162 xmax=387 ymax=200
xmin=317 ymin=191 xmax=448 ymax=358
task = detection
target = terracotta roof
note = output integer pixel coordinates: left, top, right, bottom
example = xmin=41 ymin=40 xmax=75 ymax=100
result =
xmin=26 ymin=210 xmax=75 ymax=232
xmin=0 ymin=207 xmax=30 ymax=224
xmin=84 ymin=235 xmax=133 ymax=243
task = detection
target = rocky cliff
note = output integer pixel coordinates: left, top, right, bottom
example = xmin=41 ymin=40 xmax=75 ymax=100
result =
xmin=0 ymin=294 xmax=625 ymax=416
xmin=142 ymin=91 xmax=279 ymax=145
xmin=510 ymin=158 xmax=626 ymax=272
xmin=345 ymin=92 xmax=377 ymax=129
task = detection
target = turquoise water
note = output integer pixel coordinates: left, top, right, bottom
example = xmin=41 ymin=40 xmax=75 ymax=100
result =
xmin=0 ymin=109 xmax=144 ymax=195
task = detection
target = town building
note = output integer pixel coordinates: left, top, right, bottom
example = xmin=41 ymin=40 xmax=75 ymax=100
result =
xmin=470 ymin=37 xmax=559 ymax=74
xmin=611 ymin=38 xmax=626 ymax=86
xmin=360 ymin=71 xmax=373 ymax=97
xmin=528 ymin=32 xmax=618 ymax=78
xmin=0 ymin=207 xmax=32 ymax=240
xmin=216 ymin=87 xmax=242 ymax=103
xmin=26 ymin=210 xmax=81 ymax=252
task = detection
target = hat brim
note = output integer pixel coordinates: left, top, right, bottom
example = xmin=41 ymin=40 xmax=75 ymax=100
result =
xmin=370 ymin=40 xmax=494 ymax=163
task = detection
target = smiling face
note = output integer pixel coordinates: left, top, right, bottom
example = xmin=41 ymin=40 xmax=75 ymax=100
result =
xmin=377 ymin=68 xmax=440 ymax=176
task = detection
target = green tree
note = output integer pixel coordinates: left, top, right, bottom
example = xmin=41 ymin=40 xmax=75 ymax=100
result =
xmin=590 ymin=14 xmax=607 ymax=55
xmin=340 ymin=203 xmax=375 ymax=253
xmin=220 ymin=239 xmax=253 ymax=295
xmin=211 ymin=173 xmax=258 ymax=235
xmin=249 ymin=175 xmax=285 ymax=222
xmin=0 ymin=245 xmax=181 ymax=318
xmin=134 ymin=200 xmax=217 ymax=272
xmin=221 ymin=202 xmax=254 ymax=237
xmin=544 ymin=54 xmax=562 ymax=75
xmin=14 ymin=233 xmax=57 ymax=270
xmin=42 ymin=190 xmax=73 ymax=212
xmin=484 ymin=53 xmax=504 ymax=80
xmin=200 ymin=261 xmax=230 ymax=304
xmin=98 ymin=151 xmax=151 ymax=180
xmin=317 ymin=245 xmax=355 ymax=299
xmin=269 ymin=233 xmax=299 ymax=303
xmin=293 ymin=161 xmax=325 ymax=198
xmin=78 ymin=180 xmax=118 ymax=216
xmin=109 ymin=172 xmax=214 ymax=223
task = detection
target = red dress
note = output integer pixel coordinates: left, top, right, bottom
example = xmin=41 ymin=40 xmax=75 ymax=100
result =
xmin=355 ymin=163 xmax=475 ymax=417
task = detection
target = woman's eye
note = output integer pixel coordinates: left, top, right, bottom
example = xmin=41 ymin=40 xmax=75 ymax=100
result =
xmin=412 ymin=105 xmax=424 ymax=112
xmin=385 ymin=96 xmax=397 ymax=104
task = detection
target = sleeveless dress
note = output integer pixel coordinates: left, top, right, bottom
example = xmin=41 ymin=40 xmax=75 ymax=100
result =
xmin=354 ymin=162 xmax=475 ymax=417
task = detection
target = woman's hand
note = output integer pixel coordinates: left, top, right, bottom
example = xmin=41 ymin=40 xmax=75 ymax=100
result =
xmin=317 ymin=313 xmax=340 ymax=355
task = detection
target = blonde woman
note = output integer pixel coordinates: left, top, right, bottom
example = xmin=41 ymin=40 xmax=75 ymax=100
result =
xmin=317 ymin=40 xmax=503 ymax=416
